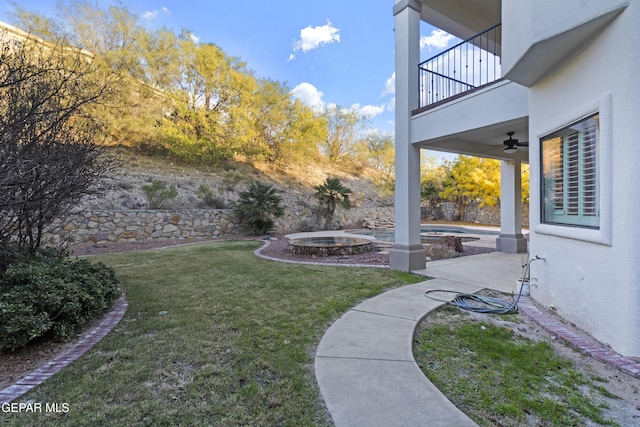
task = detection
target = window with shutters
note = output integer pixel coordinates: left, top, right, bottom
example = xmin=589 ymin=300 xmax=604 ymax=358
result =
xmin=541 ymin=114 xmax=599 ymax=228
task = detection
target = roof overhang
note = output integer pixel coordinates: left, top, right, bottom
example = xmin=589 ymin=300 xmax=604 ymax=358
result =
xmin=411 ymin=80 xmax=529 ymax=163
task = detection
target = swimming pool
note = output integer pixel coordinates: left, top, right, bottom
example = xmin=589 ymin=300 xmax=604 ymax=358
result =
xmin=350 ymin=225 xmax=500 ymax=242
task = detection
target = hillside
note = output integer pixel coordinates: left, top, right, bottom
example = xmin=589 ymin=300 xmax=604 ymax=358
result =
xmin=82 ymin=150 xmax=393 ymax=213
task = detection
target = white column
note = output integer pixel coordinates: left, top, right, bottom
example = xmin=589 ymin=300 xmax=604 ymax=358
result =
xmin=496 ymin=159 xmax=528 ymax=253
xmin=389 ymin=0 xmax=425 ymax=271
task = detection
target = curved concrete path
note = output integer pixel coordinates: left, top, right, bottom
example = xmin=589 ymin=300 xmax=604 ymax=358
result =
xmin=314 ymin=252 xmax=524 ymax=427
xmin=315 ymin=278 xmax=482 ymax=427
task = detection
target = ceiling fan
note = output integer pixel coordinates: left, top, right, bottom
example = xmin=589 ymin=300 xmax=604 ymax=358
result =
xmin=502 ymin=131 xmax=528 ymax=154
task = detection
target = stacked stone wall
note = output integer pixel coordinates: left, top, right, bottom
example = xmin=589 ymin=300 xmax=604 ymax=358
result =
xmin=421 ymin=202 xmax=530 ymax=227
xmin=46 ymin=210 xmax=241 ymax=246
xmin=46 ymin=207 xmax=397 ymax=246
xmin=46 ymin=204 xmax=527 ymax=246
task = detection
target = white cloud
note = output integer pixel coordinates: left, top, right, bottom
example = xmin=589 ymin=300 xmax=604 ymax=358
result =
xmin=142 ymin=7 xmax=170 ymax=21
xmin=383 ymin=72 xmax=395 ymax=96
xmin=382 ymin=72 xmax=395 ymax=112
xmin=290 ymin=20 xmax=340 ymax=59
xmin=352 ymin=103 xmax=385 ymax=119
xmin=142 ymin=10 xmax=158 ymax=20
xmin=291 ymin=82 xmax=324 ymax=111
xmin=420 ymin=29 xmax=456 ymax=50
xmin=291 ymin=84 xmax=386 ymax=119
xmin=190 ymin=33 xmax=200 ymax=44
xmin=386 ymin=97 xmax=395 ymax=112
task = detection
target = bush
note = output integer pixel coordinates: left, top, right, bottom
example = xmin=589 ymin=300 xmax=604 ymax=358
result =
xmin=142 ymin=179 xmax=178 ymax=209
xmin=197 ymin=185 xmax=228 ymax=208
xmin=0 ymin=249 xmax=121 ymax=351
xmin=314 ymin=177 xmax=352 ymax=212
xmin=234 ymin=181 xmax=284 ymax=235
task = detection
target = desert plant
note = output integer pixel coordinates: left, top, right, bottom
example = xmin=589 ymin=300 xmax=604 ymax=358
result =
xmin=197 ymin=184 xmax=227 ymax=208
xmin=234 ymin=181 xmax=284 ymax=235
xmin=142 ymin=180 xmax=178 ymax=209
xmin=314 ymin=177 xmax=352 ymax=223
xmin=221 ymin=170 xmax=244 ymax=191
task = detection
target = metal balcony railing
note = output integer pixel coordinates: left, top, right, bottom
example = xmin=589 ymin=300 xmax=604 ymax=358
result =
xmin=419 ymin=23 xmax=502 ymax=108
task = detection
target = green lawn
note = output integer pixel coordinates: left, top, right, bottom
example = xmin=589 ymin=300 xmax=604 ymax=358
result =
xmin=3 ymin=240 xmax=420 ymax=426
xmin=414 ymin=306 xmax=620 ymax=426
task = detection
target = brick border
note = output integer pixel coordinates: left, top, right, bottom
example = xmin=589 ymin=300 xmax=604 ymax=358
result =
xmin=518 ymin=296 xmax=640 ymax=378
xmin=0 ymin=295 xmax=128 ymax=404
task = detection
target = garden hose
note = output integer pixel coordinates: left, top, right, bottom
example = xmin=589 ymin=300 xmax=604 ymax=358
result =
xmin=424 ymin=257 xmax=542 ymax=314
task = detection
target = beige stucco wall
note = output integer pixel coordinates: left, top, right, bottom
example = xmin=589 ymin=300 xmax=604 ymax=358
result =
xmin=523 ymin=1 xmax=640 ymax=357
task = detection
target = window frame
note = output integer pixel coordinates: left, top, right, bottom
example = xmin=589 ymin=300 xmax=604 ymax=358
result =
xmin=540 ymin=113 xmax=599 ymax=229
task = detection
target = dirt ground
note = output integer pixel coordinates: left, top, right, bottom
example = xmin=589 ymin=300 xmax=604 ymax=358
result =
xmin=2 ymin=237 xmax=640 ymax=426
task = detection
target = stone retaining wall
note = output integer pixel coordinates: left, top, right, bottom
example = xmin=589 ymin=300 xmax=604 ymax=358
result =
xmin=46 ymin=206 xmax=396 ymax=246
xmin=422 ymin=202 xmax=530 ymax=227
xmin=46 ymin=210 xmax=241 ymax=246
xmin=46 ymin=203 xmax=527 ymax=246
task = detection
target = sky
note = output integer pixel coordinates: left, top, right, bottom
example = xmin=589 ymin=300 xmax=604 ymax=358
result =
xmin=0 ymin=1 xmax=458 ymax=135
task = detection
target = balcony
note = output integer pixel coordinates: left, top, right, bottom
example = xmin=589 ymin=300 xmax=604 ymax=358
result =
xmin=418 ymin=24 xmax=502 ymax=110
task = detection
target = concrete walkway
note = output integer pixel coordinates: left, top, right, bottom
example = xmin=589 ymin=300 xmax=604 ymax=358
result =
xmin=315 ymin=249 xmax=640 ymax=426
xmin=314 ymin=252 xmax=524 ymax=427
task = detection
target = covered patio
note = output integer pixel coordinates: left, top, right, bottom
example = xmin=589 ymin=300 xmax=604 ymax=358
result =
xmin=391 ymin=0 xmax=528 ymax=271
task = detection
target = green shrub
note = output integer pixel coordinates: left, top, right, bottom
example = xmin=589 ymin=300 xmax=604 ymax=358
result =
xmin=221 ymin=169 xmax=244 ymax=191
xmin=234 ymin=181 xmax=284 ymax=235
xmin=197 ymin=185 xmax=228 ymax=208
xmin=0 ymin=249 xmax=121 ymax=351
xmin=142 ymin=179 xmax=178 ymax=209
xmin=314 ymin=177 xmax=352 ymax=214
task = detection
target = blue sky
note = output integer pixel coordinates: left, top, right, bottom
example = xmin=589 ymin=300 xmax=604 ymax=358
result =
xmin=0 ymin=1 xmax=458 ymax=134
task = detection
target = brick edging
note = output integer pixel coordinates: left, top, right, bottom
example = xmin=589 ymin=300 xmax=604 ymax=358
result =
xmin=0 ymin=295 xmax=128 ymax=404
xmin=518 ymin=296 xmax=640 ymax=377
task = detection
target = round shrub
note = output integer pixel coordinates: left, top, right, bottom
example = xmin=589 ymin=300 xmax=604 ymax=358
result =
xmin=0 ymin=250 xmax=121 ymax=351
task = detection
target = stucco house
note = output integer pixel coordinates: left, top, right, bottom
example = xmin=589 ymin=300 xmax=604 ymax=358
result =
xmin=391 ymin=0 xmax=640 ymax=358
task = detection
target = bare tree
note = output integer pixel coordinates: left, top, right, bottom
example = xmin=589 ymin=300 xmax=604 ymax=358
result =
xmin=0 ymin=31 xmax=118 ymax=264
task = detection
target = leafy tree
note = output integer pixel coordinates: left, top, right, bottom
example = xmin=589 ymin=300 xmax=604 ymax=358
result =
xmin=322 ymin=105 xmax=365 ymax=164
xmin=439 ymin=156 xmax=501 ymax=220
xmin=0 ymin=31 xmax=118 ymax=261
xmin=250 ymin=79 xmax=325 ymax=163
xmin=158 ymin=38 xmax=260 ymax=162
xmin=280 ymin=99 xmax=327 ymax=163
xmin=234 ymin=181 xmax=284 ymax=235
xmin=521 ymin=164 xmax=530 ymax=206
xmin=9 ymin=2 xmax=169 ymax=149
xmin=5 ymin=1 xmax=359 ymax=172
xmin=314 ymin=177 xmax=353 ymax=226
xmin=7 ymin=3 xmax=65 ymax=41
xmin=359 ymin=131 xmax=395 ymax=195
xmin=420 ymin=153 xmax=447 ymax=205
